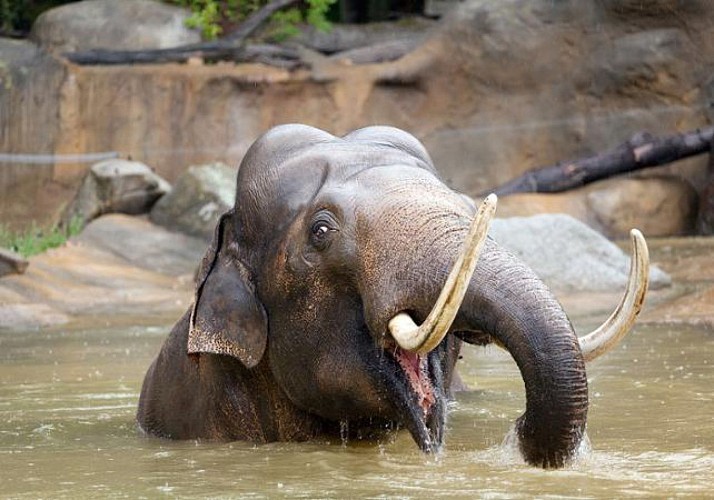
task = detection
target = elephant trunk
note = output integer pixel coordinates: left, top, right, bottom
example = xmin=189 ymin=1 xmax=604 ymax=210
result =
xmin=388 ymin=195 xmax=497 ymax=353
xmin=357 ymin=189 xmax=588 ymax=467
xmin=456 ymin=239 xmax=588 ymax=468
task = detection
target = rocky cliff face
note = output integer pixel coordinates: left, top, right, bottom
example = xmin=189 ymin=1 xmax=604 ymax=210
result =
xmin=2 ymin=0 xmax=713 ymax=235
xmin=0 ymin=38 xmax=67 ymax=230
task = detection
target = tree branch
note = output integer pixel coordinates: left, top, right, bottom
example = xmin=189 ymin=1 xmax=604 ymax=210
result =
xmin=223 ymin=0 xmax=298 ymax=41
xmin=64 ymin=0 xmax=299 ymax=65
xmin=487 ymin=126 xmax=714 ymax=196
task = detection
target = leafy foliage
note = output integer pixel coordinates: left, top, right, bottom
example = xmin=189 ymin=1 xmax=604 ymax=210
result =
xmin=0 ymin=218 xmax=83 ymax=258
xmin=172 ymin=0 xmax=336 ymax=40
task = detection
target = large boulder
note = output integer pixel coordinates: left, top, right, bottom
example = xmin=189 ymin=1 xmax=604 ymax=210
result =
xmin=583 ymin=29 xmax=693 ymax=98
xmin=76 ymin=214 xmax=207 ymax=277
xmin=62 ymin=159 xmax=171 ymax=228
xmin=419 ymin=1 xmax=707 ymax=206
xmin=497 ymin=176 xmax=698 ymax=239
xmin=0 ymin=37 xmax=40 ymax=66
xmin=585 ymin=177 xmax=698 ymax=238
xmin=490 ymin=213 xmax=671 ymax=293
xmin=150 ymin=163 xmax=236 ymax=241
xmin=295 ymin=18 xmax=435 ymax=54
xmin=30 ymin=0 xmax=200 ymax=54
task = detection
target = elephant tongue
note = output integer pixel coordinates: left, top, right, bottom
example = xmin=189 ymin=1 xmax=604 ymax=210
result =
xmin=395 ymin=349 xmax=435 ymax=417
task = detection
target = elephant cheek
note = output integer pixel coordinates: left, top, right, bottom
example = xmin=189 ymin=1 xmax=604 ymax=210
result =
xmin=268 ymin=336 xmax=389 ymax=420
xmin=317 ymin=366 xmax=392 ymax=419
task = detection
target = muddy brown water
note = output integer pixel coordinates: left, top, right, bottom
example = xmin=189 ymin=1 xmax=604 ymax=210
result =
xmin=1 ymin=315 xmax=711 ymax=499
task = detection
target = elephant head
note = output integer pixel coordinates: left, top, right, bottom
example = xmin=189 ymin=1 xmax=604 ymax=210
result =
xmin=138 ymin=124 xmax=649 ymax=469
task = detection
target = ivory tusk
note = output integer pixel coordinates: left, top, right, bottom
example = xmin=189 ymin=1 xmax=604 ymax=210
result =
xmin=388 ymin=194 xmax=497 ymax=354
xmin=578 ymin=229 xmax=650 ymax=362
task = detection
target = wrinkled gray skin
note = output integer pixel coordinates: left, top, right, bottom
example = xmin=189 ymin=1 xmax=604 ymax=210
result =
xmin=137 ymin=125 xmax=588 ymax=468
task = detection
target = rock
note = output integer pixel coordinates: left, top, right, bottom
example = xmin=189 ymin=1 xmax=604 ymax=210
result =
xmin=425 ymin=0 xmax=459 ymax=17
xmin=585 ymin=177 xmax=697 ymax=238
xmin=62 ymin=159 xmax=171 ymax=228
xmin=30 ymin=0 xmax=200 ymax=54
xmin=6 ymin=0 xmax=714 ymax=233
xmin=585 ymin=29 xmax=692 ymax=98
xmin=421 ymin=2 xmax=706 ymax=198
xmin=150 ymin=163 xmax=236 ymax=240
xmin=497 ymin=191 xmax=588 ymax=222
xmin=598 ymin=0 xmax=705 ymax=16
xmin=0 ymin=214 xmax=205 ymax=330
xmin=643 ymin=285 xmax=714 ymax=327
xmin=76 ymin=214 xmax=207 ymax=276
xmin=497 ymin=176 xmax=698 ymax=239
xmin=640 ymin=236 xmax=714 ymax=327
xmin=295 ymin=18 xmax=435 ymax=53
xmin=0 ymin=37 xmax=40 ymax=66
xmin=0 ymin=304 xmax=69 ymax=330
xmin=644 ymin=236 xmax=714 ymax=284
xmin=489 ymin=213 xmax=671 ymax=293
xmin=0 ymin=248 xmax=29 ymax=277
xmin=695 ymin=154 xmax=714 ymax=234
xmin=0 ymin=38 xmax=68 ymax=231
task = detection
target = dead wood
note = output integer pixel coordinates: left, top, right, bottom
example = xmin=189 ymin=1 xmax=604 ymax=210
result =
xmin=62 ymin=0 xmax=431 ymax=72
xmin=223 ymin=0 xmax=297 ymax=41
xmin=64 ymin=0 xmax=299 ymax=65
xmin=487 ymin=126 xmax=714 ymax=197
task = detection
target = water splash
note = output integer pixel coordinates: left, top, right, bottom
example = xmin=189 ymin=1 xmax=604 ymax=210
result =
xmin=497 ymin=423 xmax=526 ymax=466
xmin=497 ymin=423 xmax=593 ymax=468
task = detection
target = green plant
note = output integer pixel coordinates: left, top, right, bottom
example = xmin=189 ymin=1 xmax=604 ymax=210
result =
xmin=183 ymin=0 xmax=223 ymax=39
xmin=270 ymin=0 xmax=334 ymax=40
xmin=172 ymin=0 xmax=336 ymax=41
xmin=0 ymin=217 xmax=83 ymax=258
xmin=269 ymin=7 xmax=303 ymax=40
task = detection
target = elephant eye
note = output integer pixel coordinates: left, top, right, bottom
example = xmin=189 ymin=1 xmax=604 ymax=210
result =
xmin=309 ymin=212 xmax=338 ymax=250
xmin=313 ymin=224 xmax=331 ymax=237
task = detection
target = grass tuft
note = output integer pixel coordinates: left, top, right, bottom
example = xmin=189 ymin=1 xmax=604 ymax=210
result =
xmin=0 ymin=217 xmax=83 ymax=258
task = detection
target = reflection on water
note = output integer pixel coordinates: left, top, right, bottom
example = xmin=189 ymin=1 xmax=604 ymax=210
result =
xmin=0 ymin=320 xmax=712 ymax=498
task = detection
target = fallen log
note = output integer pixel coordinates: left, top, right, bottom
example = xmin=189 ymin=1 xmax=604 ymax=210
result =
xmin=488 ymin=126 xmax=714 ymax=196
xmin=65 ymin=0 xmax=299 ymax=65
xmin=66 ymin=43 xmax=301 ymax=67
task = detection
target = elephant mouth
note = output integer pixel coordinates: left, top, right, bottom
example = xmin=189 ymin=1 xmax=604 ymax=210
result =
xmin=370 ymin=196 xmax=498 ymax=451
xmin=392 ymin=348 xmax=435 ymax=417
xmin=383 ymin=343 xmax=444 ymax=452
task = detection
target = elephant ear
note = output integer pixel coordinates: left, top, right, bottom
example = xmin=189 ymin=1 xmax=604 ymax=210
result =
xmin=187 ymin=210 xmax=267 ymax=368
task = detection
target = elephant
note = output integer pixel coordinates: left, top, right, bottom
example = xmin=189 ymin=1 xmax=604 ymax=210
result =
xmin=137 ymin=124 xmax=649 ymax=469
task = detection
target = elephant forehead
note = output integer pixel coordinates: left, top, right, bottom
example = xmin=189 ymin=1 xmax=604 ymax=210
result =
xmin=238 ymin=142 xmax=435 ymax=214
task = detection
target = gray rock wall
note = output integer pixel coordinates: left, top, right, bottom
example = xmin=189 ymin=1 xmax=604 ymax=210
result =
xmin=2 ymin=0 xmax=714 ymax=236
